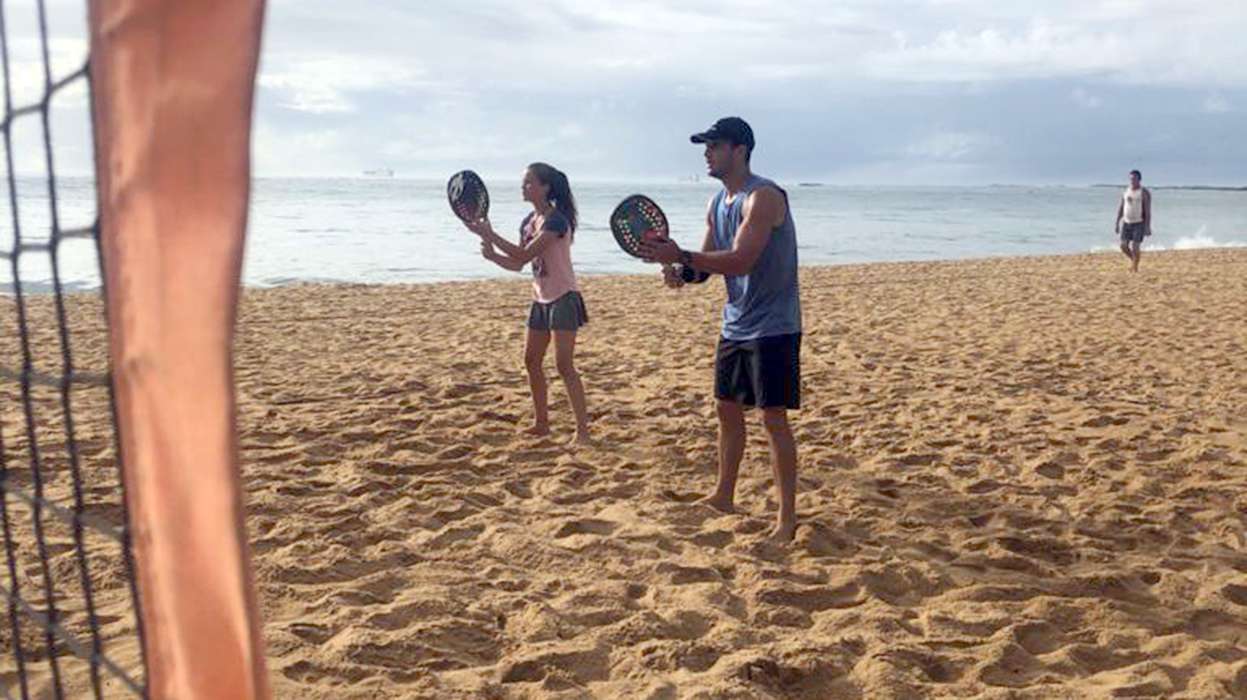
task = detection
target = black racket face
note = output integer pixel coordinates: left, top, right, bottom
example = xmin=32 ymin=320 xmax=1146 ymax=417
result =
xmin=610 ymin=194 xmax=669 ymax=258
xmin=447 ymin=170 xmax=490 ymax=222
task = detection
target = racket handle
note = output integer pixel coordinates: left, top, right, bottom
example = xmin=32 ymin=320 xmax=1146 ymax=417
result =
xmin=660 ymin=262 xmax=677 ymax=288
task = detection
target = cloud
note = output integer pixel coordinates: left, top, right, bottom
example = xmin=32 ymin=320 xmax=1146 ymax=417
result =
xmin=259 ymin=54 xmax=429 ymax=114
xmin=1071 ymin=87 xmax=1102 ymax=109
xmin=865 ymin=22 xmax=1127 ymax=83
xmin=6 ymin=0 xmax=1241 ymax=183
xmin=862 ymin=6 xmax=1247 ymax=86
xmin=905 ymin=131 xmax=992 ymax=161
xmin=1203 ymin=94 xmax=1231 ymax=113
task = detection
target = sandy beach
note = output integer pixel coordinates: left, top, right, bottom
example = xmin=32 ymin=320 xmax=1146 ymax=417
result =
xmin=4 ymin=248 xmax=1247 ymax=698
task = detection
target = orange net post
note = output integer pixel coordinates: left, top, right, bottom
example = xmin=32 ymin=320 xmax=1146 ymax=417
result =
xmin=88 ymin=1 xmax=269 ymax=697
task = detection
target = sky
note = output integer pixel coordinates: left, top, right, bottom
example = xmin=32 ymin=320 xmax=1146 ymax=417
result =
xmin=9 ymin=0 xmax=1247 ymax=185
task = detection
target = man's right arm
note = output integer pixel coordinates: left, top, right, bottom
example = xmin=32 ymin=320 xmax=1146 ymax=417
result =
xmin=1114 ymin=198 xmax=1124 ymax=232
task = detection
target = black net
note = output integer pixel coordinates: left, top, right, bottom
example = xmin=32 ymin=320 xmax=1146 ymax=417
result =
xmin=0 ymin=1 xmax=145 ymax=697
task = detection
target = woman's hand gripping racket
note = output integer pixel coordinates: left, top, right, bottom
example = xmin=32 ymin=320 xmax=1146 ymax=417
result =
xmin=447 ymin=170 xmax=490 ymax=225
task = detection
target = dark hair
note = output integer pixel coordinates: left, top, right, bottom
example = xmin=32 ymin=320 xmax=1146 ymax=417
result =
xmin=527 ymin=162 xmax=578 ymax=235
xmin=1130 ymin=169 xmax=1142 ymax=180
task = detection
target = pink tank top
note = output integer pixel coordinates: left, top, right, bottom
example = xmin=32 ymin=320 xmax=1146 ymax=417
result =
xmin=520 ymin=211 xmax=579 ymax=303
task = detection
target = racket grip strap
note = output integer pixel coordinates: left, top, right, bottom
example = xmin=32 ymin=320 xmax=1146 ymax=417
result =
xmin=679 ymin=263 xmax=710 ymax=284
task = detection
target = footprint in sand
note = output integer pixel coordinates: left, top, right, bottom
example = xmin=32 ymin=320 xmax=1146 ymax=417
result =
xmin=966 ymin=479 xmax=1004 ymax=494
xmin=1080 ymin=415 xmax=1128 ymax=428
xmin=796 ymin=523 xmax=859 ymax=558
xmin=896 ymin=453 xmax=940 ymax=467
xmin=874 ymin=478 xmax=902 ymax=499
xmin=422 ymin=524 xmax=485 ymax=549
xmin=1034 ymin=461 xmax=1065 ymax=479
xmin=1064 ymin=644 xmax=1146 ymax=674
xmin=660 ymin=489 xmax=703 ymax=504
xmin=429 ymin=503 xmax=480 ymax=527
xmin=440 ymin=383 xmax=483 ymax=399
xmin=500 ymin=648 xmax=611 ymax=685
xmin=690 ymin=530 xmax=734 ymax=549
xmin=1010 ymin=621 xmax=1065 ymax=655
xmin=476 ymin=409 xmax=518 ymax=424
xmin=977 ymin=643 xmax=1047 ymax=688
xmin=655 ymin=563 xmax=724 ymax=586
xmin=512 ymin=448 xmax=562 ymax=464
xmin=1137 ymin=448 xmax=1175 ymax=463
xmin=552 ymin=519 xmax=618 ymax=539
xmin=282 ymin=660 xmax=369 ymax=684
xmin=967 ymin=512 xmax=996 ymax=528
xmin=503 ymin=481 xmax=533 ymax=499
xmin=875 ymin=648 xmax=964 ymax=685
xmin=436 ymin=444 xmax=474 ymax=460
xmin=288 ymin=622 xmax=334 ymax=644
xmin=1221 ymin=583 xmax=1247 ymax=607
xmin=733 ymin=519 xmax=770 ymax=536
xmin=996 ymin=535 xmax=1076 ymax=567
xmin=754 ymin=581 xmax=865 ymax=613
xmin=1189 ymin=609 xmax=1247 ymax=644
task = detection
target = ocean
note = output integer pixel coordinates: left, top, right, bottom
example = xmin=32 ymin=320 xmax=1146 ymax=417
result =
xmin=4 ymin=176 xmax=1245 ymax=293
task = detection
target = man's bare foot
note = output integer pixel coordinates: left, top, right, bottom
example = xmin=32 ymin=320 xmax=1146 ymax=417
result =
xmin=699 ymin=493 xmax=735 ymax=514
xmin=569 ymin=431 xmax=593 ymax=447
xmin=522 ymin=424 xmax=550 ymax=437
xmin=769 ymin=518 xmax=798 ymax=543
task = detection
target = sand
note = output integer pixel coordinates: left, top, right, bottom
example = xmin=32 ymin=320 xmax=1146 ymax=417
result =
xmin=3 ymin=249 xmax=1247 ymax=698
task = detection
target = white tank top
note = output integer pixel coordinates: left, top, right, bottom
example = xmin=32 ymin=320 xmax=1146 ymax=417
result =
xmin=1122 ymin=187 xmax=1145 ymax=224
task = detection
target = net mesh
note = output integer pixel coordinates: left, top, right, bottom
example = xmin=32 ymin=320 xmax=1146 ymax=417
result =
xmin=0 ymin=0 xmax=146 ymax=697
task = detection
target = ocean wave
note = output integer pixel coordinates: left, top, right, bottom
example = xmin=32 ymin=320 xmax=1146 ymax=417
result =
xmin=1170 ymin=234 xmax=1247 ymax=250
xmin=1090 ymin=227 xmax=1247 ymax=254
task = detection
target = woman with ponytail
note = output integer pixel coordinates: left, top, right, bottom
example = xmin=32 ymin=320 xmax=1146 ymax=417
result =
xmin=464 ymin=163 xmax=592 ymax=445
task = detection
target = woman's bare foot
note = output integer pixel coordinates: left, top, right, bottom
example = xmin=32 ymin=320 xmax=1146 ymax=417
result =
xmin=522 ymin=424 xmax=550 ymax=437
xmin=769 ymin=517 xmax=798 ymax=543
xmin=699 ymin=493 xmax=736 ymax=514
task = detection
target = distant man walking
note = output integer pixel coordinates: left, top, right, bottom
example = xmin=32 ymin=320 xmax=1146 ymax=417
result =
xmin=1115 ymin=169 xmax=1151 ymax=273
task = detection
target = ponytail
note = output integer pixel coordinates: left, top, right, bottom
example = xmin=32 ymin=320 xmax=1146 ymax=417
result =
xmin=528 ymin=162 xmax=578 ymax=238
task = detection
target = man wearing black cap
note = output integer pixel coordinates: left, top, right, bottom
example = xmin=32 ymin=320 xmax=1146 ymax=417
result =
xmin=638 ymin=117 xmax=803 ymax=542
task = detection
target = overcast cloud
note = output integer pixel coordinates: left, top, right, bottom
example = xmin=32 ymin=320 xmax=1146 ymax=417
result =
xmin=12 ymin=0 xmax=1247 ymax=184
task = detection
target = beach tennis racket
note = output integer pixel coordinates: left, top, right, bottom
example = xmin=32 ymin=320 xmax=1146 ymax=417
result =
xmin=447 ymin=170 xmax=489 ymax=223
xmin=610 ymin=194 xmax=669 ymax=258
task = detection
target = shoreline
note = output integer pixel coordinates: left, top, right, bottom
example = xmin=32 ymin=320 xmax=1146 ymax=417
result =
xmin=9 ymin=244 xmax=1227 ymax=295
xmin=235 ymin=246 xmax=1247 ymax=293
xmin=6 ymin=239 xmax=1246 ymax=298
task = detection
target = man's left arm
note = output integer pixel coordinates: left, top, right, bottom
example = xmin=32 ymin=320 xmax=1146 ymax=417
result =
xmin=1143 ymin=189 xmax=1152 ymax=236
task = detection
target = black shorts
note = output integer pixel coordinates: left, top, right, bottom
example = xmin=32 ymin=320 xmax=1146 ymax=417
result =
xmin=527 ymin=291 xmax=588 ymax=332
xmin=1120 ymin=222 xmax=1146 ymax=244
xmin=715 ymin=333 xmax=801 ymax=409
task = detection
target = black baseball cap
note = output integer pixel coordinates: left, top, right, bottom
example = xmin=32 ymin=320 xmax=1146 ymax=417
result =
xmin=690 ymin=117 xmax=755 ymax=151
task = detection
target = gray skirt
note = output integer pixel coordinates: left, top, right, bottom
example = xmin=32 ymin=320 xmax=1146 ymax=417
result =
xmin=527 ymin=291 xmax=588 ymax=331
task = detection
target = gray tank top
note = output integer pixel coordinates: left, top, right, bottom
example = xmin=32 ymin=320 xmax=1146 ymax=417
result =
xmin=711 ymin=174 xmax=802 ymax=340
